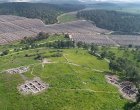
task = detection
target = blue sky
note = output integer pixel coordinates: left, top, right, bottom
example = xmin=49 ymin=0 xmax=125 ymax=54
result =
xmin=1 ymin=0 xmax=140 ymax=3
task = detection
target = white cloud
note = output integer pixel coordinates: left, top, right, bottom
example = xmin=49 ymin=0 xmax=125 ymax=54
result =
xmin=9 ymin=0 xmax=30 ymax=2
xmin=80 ymin=0 xmax=140 ymax=3
xmin=0 ymin=0 xmax=43 ymax=2
xmin=1 ymin=0 xmax=140 ymax=3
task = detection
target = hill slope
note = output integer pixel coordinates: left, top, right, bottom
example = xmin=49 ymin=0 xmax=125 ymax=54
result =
xmin=77 ymin=10 xmax=140 ymax=34
xmin=0 ymin=2 xmax=84 ymax=24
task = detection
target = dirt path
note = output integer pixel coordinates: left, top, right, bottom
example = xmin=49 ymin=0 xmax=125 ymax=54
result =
xmin=30 ymin=63 xmax=41 ymax=77
xmin=63 ymin=54 xmax=104 ymax=73
xmin=50 ymin=87 xmax=118 ymax=94
xmin=18 ymin=73 xmax=28 ymax=81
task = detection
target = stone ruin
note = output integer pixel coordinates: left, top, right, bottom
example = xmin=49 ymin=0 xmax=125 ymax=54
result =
xmin=105 ymin=75 xmax=139 ymax=101
xmin=120 ymin=81 xmax=138 ymax=100
xmin=5 ymin=66 xmax=29 ymax=74
xmin=18 ymin=77 xmax=49 ymax=95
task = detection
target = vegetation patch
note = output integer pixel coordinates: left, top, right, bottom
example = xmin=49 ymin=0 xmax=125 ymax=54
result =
xmin=57 ymin=12 xmax=79 ymax=23
xmin=77 ymin=10 xmax=140 ymax=34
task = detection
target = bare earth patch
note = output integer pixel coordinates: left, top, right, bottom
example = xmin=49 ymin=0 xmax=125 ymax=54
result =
xmin=42 ymin=59 xmax=52 ymax=64
xmin=42 ymin=59 xmax=54 ymax=68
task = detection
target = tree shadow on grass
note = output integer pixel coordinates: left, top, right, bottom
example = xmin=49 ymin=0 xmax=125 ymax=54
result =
xmin=123 ymin=102 xmax=137 ymax=110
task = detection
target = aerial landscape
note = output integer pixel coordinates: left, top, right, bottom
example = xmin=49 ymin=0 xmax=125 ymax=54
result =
xmin=0 ymin=0 xmax=140 ymax=110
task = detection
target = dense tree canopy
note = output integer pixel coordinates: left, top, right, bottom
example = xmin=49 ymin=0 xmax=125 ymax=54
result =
xmin=77 ymin=10 xmax=140 ymax=34
xmin=0 ymin=2 xmax=84 ymax=24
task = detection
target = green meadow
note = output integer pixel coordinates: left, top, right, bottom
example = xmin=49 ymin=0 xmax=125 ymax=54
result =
xmin=57 ymin=12 xmax=78 ymax=23
xmin=0 ymin=45 xmax=128 ymax=110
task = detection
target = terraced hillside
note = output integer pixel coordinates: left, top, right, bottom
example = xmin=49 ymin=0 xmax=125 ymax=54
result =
xmin=0 ymin=15 xmax=140 ymax=46
xmin=0 ymin=15 xmax=45 ymax=44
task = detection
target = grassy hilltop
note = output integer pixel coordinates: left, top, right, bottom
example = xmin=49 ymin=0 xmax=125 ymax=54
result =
xmin=0 ymin=34 xmax=128 ymax=110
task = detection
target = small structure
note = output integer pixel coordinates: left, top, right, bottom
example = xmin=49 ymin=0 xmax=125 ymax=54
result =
xmin=18 ymin=77 xmax=49 ymax=95
xmin=68 ymin=34 xmax=74 ymax=41
xmin=105 ymin=75 xmax=119 ymax=86
xmin=5 ymin=66 xmax=29 ymax=74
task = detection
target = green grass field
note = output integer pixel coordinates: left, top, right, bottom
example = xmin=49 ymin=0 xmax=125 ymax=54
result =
xmin=57 ymin=12 xmax=79 ymax=23
xmin=0 ymin=45 xmax=128 ymax=110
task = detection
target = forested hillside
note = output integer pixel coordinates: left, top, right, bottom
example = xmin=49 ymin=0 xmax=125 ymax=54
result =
xmin=77 ymin=10 xmax=140 ymax=34
xmin=0 ymin=2 xmax=84 ymax=24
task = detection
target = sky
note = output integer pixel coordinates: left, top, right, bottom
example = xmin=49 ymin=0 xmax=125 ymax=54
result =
xmin=80 ymin=0 xmax=140 ymax=2
xmin=0 ymin=0 xmax=140 ymax=3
